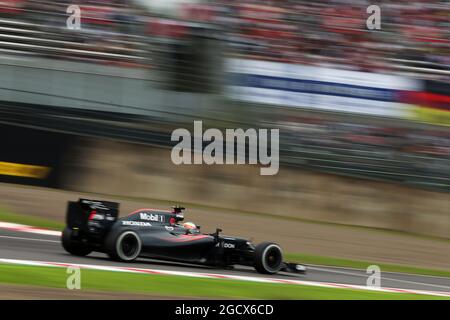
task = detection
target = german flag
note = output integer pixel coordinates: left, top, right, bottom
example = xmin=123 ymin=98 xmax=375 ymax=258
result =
xmin=401 ymin=80 xmax=450 ymax=126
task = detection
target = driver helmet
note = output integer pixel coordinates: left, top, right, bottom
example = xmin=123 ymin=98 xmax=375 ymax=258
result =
xmin=183 ymin=222 xmax=197 ymax=230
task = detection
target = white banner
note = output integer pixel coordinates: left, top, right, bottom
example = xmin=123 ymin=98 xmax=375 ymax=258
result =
xmin=226 ymin=59 xmax=422 ymax=118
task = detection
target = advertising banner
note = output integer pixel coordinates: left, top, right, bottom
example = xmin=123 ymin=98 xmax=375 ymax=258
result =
xmin=226 ymin=59 xmax=422 ymax=119
xmin=0 ymin=124 xmax=72 ymax=187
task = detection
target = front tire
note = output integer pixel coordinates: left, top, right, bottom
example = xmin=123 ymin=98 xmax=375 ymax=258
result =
xmin=105 ymin=230 xmax=142 ymax=262
xmin=254 ymin=242 xmax=283 ymax=274
xmin=61 ymin=227 xmax=92 ymax=256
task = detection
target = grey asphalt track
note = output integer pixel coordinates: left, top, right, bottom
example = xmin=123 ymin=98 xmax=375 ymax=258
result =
xmin=1 ymin=228 xmax=450 ymax=293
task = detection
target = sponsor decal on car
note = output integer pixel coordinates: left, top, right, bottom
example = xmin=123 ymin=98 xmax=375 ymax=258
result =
xmin=165 ymin=226 xmax=174 ymax=231
xmin=89 ymin=213 xmax=104 ymax=220
xmin=140 ymin=212 xmax=164 ymax=222
xmin=216 ymin=241 xmax=236 ymax=249
xmin=122 ymin=221 xmax=152 ymax=227
xmin=81 ymin=200 xmax=110 ymax=210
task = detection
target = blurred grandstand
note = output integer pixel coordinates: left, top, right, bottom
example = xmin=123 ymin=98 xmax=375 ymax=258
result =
xmin=0 ymin=0 xmax=448 ymax=76
xmin=0 ymin=0 xmax=449 ymax=191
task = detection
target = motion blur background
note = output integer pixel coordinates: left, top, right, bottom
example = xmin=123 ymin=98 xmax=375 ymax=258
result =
xmin=0 ymin=0 xmax=449 ymax=241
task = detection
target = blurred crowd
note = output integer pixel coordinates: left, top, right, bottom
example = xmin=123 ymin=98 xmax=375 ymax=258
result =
xmin=0 ymin=0 xmax=146 ymax=66
xmin=217 ymin=0 xmax=450 ymax=77
xmin=0 ymin=0 xmax=448 ymax=79
xmin=279 ymin=116 xmax=450 ymax=186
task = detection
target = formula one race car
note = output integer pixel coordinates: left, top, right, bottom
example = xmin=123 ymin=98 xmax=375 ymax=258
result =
xmin=62 ymin=199 xmax=306 ymax=275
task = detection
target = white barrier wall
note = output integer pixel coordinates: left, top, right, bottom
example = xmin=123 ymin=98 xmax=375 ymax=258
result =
xmin=226 ymin=59 xmax=422 ymax=118
xmin=0 ymin=56 xmax=220 ymax=119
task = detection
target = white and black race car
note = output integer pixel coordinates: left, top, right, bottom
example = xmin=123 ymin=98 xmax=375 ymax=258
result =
xmin=62 ymin=199 xmax=306 ymax=275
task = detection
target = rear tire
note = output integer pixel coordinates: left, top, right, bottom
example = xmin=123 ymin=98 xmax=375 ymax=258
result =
xmin=105 ymin=229 xmax=142 ymax=262
xmin=254 ymin=242 xmax=283 ymax=274
xmin=61 ymin=227 xmax=92 ymax=256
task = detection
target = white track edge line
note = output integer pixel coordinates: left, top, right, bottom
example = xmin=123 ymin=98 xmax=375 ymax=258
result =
xmin=0 ymin=235 xmax=60 ymax=243
xmin=0 ymin=221 xmax=61 ymax=236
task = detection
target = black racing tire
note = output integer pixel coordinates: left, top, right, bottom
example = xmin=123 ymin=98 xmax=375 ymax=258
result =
xmin=61 ymin=227 xmax=92 ymax=256
xmin=105 ymin=229 xmax=142 ymax=262
xmin=254 ymin=242 xmax=283 ymax=274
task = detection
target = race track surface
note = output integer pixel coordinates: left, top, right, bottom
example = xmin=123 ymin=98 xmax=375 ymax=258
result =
xmin=1 ymin=228 xmax=450 ymax=293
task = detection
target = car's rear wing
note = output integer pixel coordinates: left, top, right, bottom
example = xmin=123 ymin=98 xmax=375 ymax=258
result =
xmin=66 ymin=198 xmax=119 ymax=234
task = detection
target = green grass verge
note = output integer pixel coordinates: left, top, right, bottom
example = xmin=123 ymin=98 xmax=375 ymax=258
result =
xmin=285 ymin=253 xmax=450 ymax=279
xmin=0 ymin=264 xmax=446 ymax=299
xmin=0 ymin=208 xmax=64 ymax=231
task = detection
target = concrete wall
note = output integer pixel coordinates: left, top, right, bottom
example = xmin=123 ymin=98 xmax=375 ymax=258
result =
xmin=0 ymin=56 xmax=222 ymax=119
xmin=63 ymin=138 xmax=450 ymax=238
